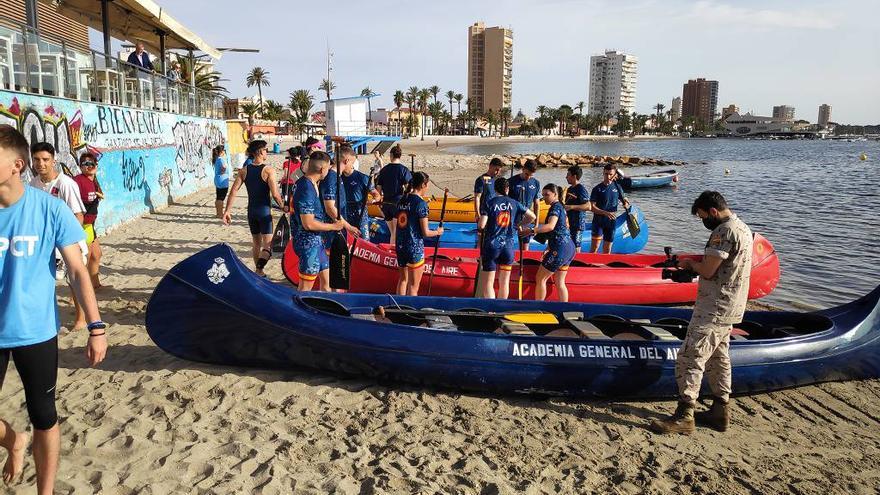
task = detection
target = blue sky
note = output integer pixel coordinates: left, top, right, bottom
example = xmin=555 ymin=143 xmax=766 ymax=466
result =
xmin=99 ymin=0 xmax=879 ymax=124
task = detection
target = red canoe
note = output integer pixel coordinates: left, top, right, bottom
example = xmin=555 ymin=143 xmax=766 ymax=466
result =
xmin=282 ymin=235 xmax=780 ymax=305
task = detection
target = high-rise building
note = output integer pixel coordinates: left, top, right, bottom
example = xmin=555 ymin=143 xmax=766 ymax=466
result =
xmin=587 ymin=50 xmax=638 ymax=116
xmin=818 ymin=104 xmax=832 ymax=127
xmin=772 ymin=105 xmax=795 ymax=121
xmin=467 ymin=22 xmax=513 ymax=114
xmin=721 ymin=104 xmax=739 ymax=121
xmin=681 ymin=78 xmax=719 ymax=123
xmin=670 ymin=97 xmax=682 ymax=121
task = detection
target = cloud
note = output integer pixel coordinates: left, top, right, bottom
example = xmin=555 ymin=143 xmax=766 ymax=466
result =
xmin=690 ymin=1 xmax=837 ymax=30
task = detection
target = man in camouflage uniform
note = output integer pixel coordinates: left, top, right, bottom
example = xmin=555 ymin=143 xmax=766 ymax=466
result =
xmin=650 ymin=191 xmax=753 ymax=434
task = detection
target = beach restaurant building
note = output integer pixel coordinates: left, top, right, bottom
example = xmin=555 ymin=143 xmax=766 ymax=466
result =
xmin=0 ymin=0 xmax=237 ymax=235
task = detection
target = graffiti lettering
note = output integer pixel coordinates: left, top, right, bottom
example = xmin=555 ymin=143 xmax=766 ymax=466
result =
xmin=96 ymin=106 xmax=163 ymax=136
xmin=121 ymin=153 xmax=146 ymax=192
xmin=0 ymin=101 xmax=88 ymax=181
xmin=172 ymin=121 xmax=225 ymax=185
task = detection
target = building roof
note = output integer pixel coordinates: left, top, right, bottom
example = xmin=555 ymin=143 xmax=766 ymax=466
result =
xmin=321 ymin=95 xmax=381 ymax=104
xmin=41 ymin=0 xmax=221 ymax=58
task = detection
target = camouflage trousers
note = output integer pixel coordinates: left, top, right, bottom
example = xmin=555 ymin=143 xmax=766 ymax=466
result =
xmin=675 ymin=322 xmax=732 ymax=403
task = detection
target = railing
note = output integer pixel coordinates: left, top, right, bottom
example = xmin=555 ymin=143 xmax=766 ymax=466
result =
xmin=0 ymin=16 xmax=223 ymax=119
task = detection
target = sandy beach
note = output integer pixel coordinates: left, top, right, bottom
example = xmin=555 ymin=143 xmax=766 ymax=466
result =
xmin=1 ymin=153 xmax=878 ymax=494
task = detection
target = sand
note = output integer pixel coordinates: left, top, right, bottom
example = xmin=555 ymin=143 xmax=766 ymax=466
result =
xmin=0 ymin=151 xmax=878 ymax=494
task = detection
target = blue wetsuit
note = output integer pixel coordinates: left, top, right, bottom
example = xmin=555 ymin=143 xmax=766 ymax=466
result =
xmin=481 ymin=195 xmax=526 ymax=271
xmin=376 ymin=163 xmax=412 ymax=220
xmin=395 ymin=194 xmax=429 ymax=268
xmin=320 ymin=169 xmax=347 ymax=249
xmin=590 ymin=182 xmax=621 ymax=242
xmin=291 ymin=176 xmax=329 ymax=280
xmin=343 ymin=170 xmax=373 ymax=238
xmin=541 ymin=201 xmax=575 ymax=272
xmin=565 ymin=183 xmax=590 ymax=246
xmin=244 ymin=164 xmax=272 ymax=235
xmin=473 ymin=173 xmax=496 ymax=216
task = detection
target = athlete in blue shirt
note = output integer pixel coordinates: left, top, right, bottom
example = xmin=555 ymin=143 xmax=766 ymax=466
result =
xmin=590 ymin=164 xmax=630 ymax=253
xmin=343 ymin=152 xmax=378 ymax=239
xmin=375 ymin=144 xmax=412 ymax=245
xmin=212 ymin=145 xmax=228 ymax=218
xmin=472 ymin=157 xmax=504 ymax=221
xmin=478 ymin=177 xmax=535 ymax=299
xmin=320 ymin=146 xmax=363 ymax=249
xmin=525 ymin=184 xmax=576 ymax=302
xmin=563 ymin=165 xmax=591 ymax=252
xmin=291 ymin=151 xmax=345 ymax=291
xmin=395 ymin=172 xmax=444 ymax=296
xmin=222 ymin=140 xmax=287 ymax=277
xmin=507 ymin=159 xmax=541 ymax=250
xmin=0 ymin=125 xmax=107 ymax=493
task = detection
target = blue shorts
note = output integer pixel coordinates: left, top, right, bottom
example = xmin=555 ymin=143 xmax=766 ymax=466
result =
xmin=381 ymin=203 xmax=398 ymax=221
xmin=591 ymin=216 xmax=615 ymax=242
xmin=569 ymin=229 xmax=584 ymax=248
xmin=481 ymin=244 xmax=515 ymax=271
xmin=541 ymin=236 xmax=576 ymax=272
xmin=293 ymin=235 xmax=329 ymax=281
xmin=247 ymin=208 xmax=272 ymax=235
xmin=396 ymin=243 xmax=425 ymax=268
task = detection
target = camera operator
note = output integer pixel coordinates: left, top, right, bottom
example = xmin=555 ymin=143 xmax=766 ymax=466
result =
xmin=651 ymin=191 xmax=753 ymax=435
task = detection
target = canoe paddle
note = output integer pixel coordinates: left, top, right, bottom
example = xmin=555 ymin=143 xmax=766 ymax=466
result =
xmin=426 ymin=188 xmax=449 ymax=295
xmin=376 ymin=307 xmax=559 ymax=325
xmin=329 ymin=137 xmax=351 ymax=290
xmin=518 ymin=187 xmax=526 ymax=300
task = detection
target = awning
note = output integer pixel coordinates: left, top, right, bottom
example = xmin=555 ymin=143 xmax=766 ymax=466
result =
xmin=41 ymin=0 xmax=221 ymax=59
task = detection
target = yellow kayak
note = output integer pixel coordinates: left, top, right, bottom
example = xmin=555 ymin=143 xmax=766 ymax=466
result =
xmin=368 ymin=194 xmax=549 ymax=223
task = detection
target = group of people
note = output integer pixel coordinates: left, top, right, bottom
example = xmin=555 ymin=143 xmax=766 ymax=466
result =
xmin=472 ymin=158 xmax=630 ymax=302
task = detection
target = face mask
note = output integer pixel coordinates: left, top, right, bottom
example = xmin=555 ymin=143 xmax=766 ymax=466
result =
xmin=702 ymin=216 xmax=722 ymax=231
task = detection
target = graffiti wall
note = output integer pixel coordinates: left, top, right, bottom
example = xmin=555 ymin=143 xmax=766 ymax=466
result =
xmin=0 ymin=90 xmax=227 ymax=235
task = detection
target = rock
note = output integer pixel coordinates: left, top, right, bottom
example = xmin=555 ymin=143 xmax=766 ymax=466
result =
xmin=550 ymin=153 xmax=561 ymax=160
xmin=560 ymin=157 xmax=575 ymax=166
xmin=628 ymin=156 xmax=641 ymax=164
xmin=536 ymin=154 xmax=552 ymax=166
xmin=576 ymin=156 xmax=590 ymax=165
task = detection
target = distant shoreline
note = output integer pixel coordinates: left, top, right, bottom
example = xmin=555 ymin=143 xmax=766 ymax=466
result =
xmin=397 ymin=134 xmax=684 ymax=155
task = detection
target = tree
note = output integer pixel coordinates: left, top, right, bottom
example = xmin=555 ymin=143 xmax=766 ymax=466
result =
xmin=613 ymin=109 xmax=631 ymax=135
xmin=178 ymin=58 xmax=227 ymax=96
xmin=245 ymin=67 xmax=270 ymax=116
xmin=418 ymin=88 xmax=431 ymax=139
xmin=262 ymin=99 xmax=284 ymax=122
xmin=499 ymin=107 xmax=512 ymax=137
xmin=319 ymin=78 xmax=336 ymax=101
xmin=454 ymin=93 xmax=463 ymax=118
xmin=574 ymin=101 xmax=585 ymax=135
xmin=655 ymin=103 xmax=665 ymax=120
xmin=445 ymin=90 xmax=456 ymax=134
xmin=393 ymin=90 xmax=405 ymax=136
xmin=428 ymin=101 xmax=445 ymax=135
xmin=485 ymin=109 xmax=498 ymax=137
xmin=557 ymin=105 xmax=573 ymax=135
xmin=429 ymin=85 xmax=440 ymax=104
xmin=405 ymin=87 xmax=419 ymax=137
xmin=361 ymin=87 xmax=377 ymax=127
xmin=240 ymin=102 xmax=259 ymax=138
xmin=288 ymin=90 xmax=314 ymax=140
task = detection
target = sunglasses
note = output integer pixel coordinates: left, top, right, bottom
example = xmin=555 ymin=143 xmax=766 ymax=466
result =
xmin=81 ymin=162 xmax=97 ymax=168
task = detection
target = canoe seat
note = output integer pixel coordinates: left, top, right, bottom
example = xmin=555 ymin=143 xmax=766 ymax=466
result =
xmin=545 ymin=328 xmax=580 ymax=338
xmin=502 ymin=321 xmax=534 ymax=335
xmin=298 ymin=296 xmax=350 ymax=316
xmin=642 ymin=325 xmax=679 ymax=341
xmin=567 ymin=320 xmax=611 ymax=340
xmin=425 ymin=314 xmax=457 ymax=331
xmin=352 ymin=314 xmax=377 ymax=321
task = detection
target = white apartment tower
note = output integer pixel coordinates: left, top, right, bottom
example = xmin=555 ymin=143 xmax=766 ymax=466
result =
xmin=670 ymin=97 xmax=682 ymax=121
xmin=588 ymin=50 xmax=638 ymax=116
xmin=818 ymin=104 xmax=832 ymax=127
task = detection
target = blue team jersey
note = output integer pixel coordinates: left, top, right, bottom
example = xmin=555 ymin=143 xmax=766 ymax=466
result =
xmin=320 ymin=169 xmax=347 ymax=219
xmin=590 ymin=182 xmax=621 ymax=214
xmin=473 ymin=174 xmax=496 ymax=214
xmin=376 ymin=163 xmax=412 ymax=204
xmin=564 ymin=183 xmax=590 ymax=232
xmin=395 ymin=194 xmax=429 ymax=254
xmin=343 ymin=170 xmax=372 ymax=214
xmin=482 ymin=195 xmax=526 ymax=249
xmin=0 ymin=187 xmax=84 ymax=347
xmin=508 ymin=174 xmax=540 ymax=211
xmin=292 ymin=176 xmax=325 ymax=241
xmin=545 ymin=201 xmax=571 ymax=243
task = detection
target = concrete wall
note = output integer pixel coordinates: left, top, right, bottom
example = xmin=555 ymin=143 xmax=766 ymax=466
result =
xmin=0 ymin=89 xmax=227 ymax=235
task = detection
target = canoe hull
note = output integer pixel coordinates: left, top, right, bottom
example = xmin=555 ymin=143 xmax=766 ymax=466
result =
xmin=620 ymin=170 xmax=678 ymax=190
xmin=368 ymin=195 xmax=551 ymax=223
xmin=147 ymin=243 xmax=880 ymax=399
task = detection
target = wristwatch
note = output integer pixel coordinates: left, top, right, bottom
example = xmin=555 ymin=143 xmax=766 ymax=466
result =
xmin=87 ymin=321 xmax=107 ymax=332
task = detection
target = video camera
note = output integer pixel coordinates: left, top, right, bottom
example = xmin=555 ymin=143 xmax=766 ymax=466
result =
xmin=660 ymin=246 xmax=697 ymax=283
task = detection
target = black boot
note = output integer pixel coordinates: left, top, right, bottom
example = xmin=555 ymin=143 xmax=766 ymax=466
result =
xmin=695 ymin=397 xmax=729 ymax=432
xmin=649 ymin=401 xmax=695 ymax=434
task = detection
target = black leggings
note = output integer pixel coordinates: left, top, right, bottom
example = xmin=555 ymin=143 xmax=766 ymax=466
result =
xmin=0 ymin=336 xmax=58 ymax=430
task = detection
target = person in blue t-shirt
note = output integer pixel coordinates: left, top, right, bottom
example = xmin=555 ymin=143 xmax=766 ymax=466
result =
xmin=507 ymin=159 xmax=541 ymax=250
xmin=563 ymin=165 xmax=591 ymax=252
xmin=320 ymin=146 xmax=362 ymax=250
xmin=342 ymin=149 xmax=379 ymax=239
xmin=590 ymin=163 xmax=630 ymax=253
xmin=478 ymin=177 xmax=535 ymax=299
xmin=0 ymin=125 xmax=107 ymax=493
xmin=523 ymin=184 xmax=576 ymax=302
xmin=472 ymin=157 xmax=504 ymax=222
xmin=375 ymin=144 xmax=412 ymax=245
xmin=395 ymin=172 xmax=444 ymax=296
xmin=212 ymin=145 xmax=228 ymax=218
xmin=291 ymin=151 xmax=345 ymax=291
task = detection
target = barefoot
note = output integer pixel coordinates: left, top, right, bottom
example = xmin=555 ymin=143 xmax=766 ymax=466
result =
xmin=71 ymin=321 xmax=87 ymax=332
xmin=3 ymin=430 xmax=27 ymax=484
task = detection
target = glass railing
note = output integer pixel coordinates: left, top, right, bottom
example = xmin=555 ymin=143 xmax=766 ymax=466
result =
xmin=0 ymin=16 xmax=224 ymax=119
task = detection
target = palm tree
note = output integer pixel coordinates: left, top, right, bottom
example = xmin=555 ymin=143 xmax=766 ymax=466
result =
xmin=655 ymin=103 xmax=665 ymax=119
xmin=485 ymin=109 xmax=499 ymax=137
xmin=240 ymin=102 xmax=259 ymax=138
xmin=178 ymin=58 xmax=228 ymax=96
xmin=405 ymin=87 xmax=419 ymax=136
xmin=499 ymin=107 xmax=512 ymax=137
xmin=429 ymin=85 xmax=440 ymax=104
xmin=262 ymin=99 xmax=284 ymax=122
xmin=417 ymin=88 xmax=431 ymax=139
xmin=288 ymin=89 xmax=314 ymax=140
xmin=454 ymin=93 xmax=463 ymax=117
xmin=393 ymin=90 xmax=405 ymax=136
xmin=246 ymin=67 xmax=270 ymax=116
xmin=319 ymin=78 xmax=336 ymax=101
xmin=428 ymin=101 xmax=445 ymax=135
xmin=445 ymin=90 xmax=456 ymax=134
xmin=574 ymin=101 xmax=585 ymax=135
xmin=557 ymin=105 xmax=573 ymax=135
xmin=361 ymin=87 xmax=377 ymax=129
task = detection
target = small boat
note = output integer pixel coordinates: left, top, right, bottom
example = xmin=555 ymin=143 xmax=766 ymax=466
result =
xmin=368 ymin=194 xmax=551 ymax=224
xmin=147 ymin=243 xmax=880 ymax=399
xmin=618 ymin=169 xmax=678 ymax=190
xmin=281 ymin=234 xmax=780 ymax=305
xmin=368 ymin=204 xmax=650 ymax=254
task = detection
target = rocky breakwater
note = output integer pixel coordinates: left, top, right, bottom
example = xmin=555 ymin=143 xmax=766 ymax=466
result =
xmin=506 ymin=153 xmax=685 ymax=169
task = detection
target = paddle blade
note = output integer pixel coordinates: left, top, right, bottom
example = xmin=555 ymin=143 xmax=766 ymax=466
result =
xmin=329 ymin=233 xmax=351 ymax=290
xmin=505 ymin=313 xmax=558 ymax=325
xmin=271 ymin=215 xmax=290 ymax=253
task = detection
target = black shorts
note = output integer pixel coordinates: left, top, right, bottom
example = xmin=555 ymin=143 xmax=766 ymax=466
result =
xmin=216 ymin=187 xmax=228 ymax=201
xmin=0 ymin=336 xmax=58 ymax=430
xmin=247 ymin=210 xmax=273 ymax=235
xmin=381 ymin=203 xmax=398 ymax=221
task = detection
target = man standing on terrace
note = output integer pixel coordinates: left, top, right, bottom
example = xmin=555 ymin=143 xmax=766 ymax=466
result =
xmin=127 ymin=42 xmax=154 ymax=72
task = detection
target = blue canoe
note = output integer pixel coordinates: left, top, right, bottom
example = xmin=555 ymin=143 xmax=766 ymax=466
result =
xmin=618 ymin=169 xmax=678 ymax=191
xmin=368 ymin=204 xmax=649 ymax=254
xmin=146 ymin=244 xmax=880 ymax=399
